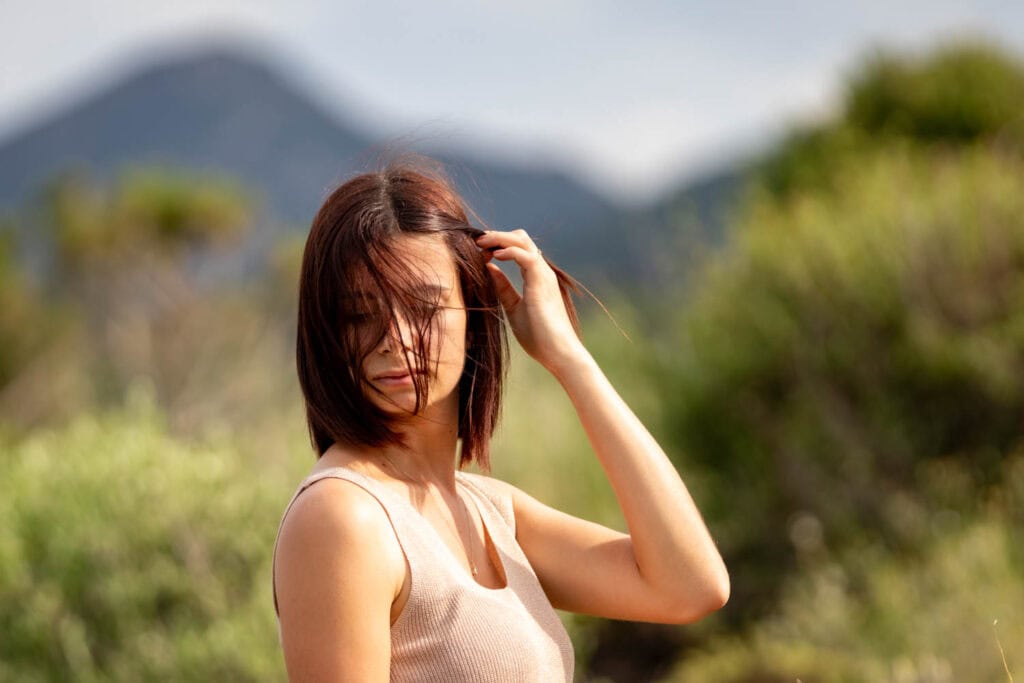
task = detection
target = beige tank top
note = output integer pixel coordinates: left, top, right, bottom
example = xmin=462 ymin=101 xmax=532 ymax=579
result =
xmin=272 ymin=466 xmax=575 ymax=682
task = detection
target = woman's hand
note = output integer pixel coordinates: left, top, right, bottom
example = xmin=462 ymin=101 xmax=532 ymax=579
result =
xmin=474 ymin=229 xmax=587 ymax=375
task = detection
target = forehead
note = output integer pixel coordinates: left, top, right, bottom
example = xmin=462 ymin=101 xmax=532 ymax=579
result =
xmin=392 ymin=232 xmax=456 ymax=279
xmin=348 ymin=232 xmax=457 ymax=295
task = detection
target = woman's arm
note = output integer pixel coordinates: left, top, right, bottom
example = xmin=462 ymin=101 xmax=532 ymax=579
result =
xmin=475 ymin=229 xmax=729 ymax=623
xmin=274 ymin=479 xmax=403 ymax=680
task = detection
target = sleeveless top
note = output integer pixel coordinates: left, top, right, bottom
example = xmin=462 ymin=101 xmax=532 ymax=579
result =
xmin=271 ymin=466 xmax=575 ymax=682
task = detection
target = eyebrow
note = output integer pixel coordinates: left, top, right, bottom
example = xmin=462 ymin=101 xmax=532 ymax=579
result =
xmin=414 ymin=284 xmax=453 ymax=294
xmin=345 ymin=285 xmax=452 ymax=299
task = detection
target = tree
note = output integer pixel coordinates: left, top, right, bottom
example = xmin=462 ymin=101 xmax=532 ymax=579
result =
xmin=39 ymin=165 xmax=253 ymax=406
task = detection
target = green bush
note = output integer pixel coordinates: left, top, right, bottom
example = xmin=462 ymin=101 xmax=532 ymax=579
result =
xmin=0 ymin=222 xmax=58 ymax=393
xmin=757 ymin=39 xmax=1024 ymax=200
xmin=665 ymin=455 xmax=1024 ymax=683
xmin=845 ymin=40 xmax=1024 ymax=144
xmin=657 ymin=144 xmax=1024 ymax=622
xmin=0 ymin=389 xmax=290 ymax=681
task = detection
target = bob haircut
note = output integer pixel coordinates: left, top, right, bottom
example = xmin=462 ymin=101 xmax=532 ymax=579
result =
xmin=296 ymin=155 xmax=583 ymax=472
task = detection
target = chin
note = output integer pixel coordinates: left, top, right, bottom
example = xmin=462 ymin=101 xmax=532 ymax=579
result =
xmin=364 ymin=375 xmax=461 ymax=416
xmin=368 ymin=394 xmax=417 ymax=415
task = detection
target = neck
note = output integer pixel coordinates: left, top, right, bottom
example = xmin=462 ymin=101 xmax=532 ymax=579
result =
xmin=344 ymin=393 xmax=463 ymax=493
xmin=382 ymin=410 xmax=461 ymax=491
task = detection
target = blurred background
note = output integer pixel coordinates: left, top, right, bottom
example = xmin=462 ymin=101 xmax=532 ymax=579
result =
xmin=2 ymin=2 xmax=1023 ymax=681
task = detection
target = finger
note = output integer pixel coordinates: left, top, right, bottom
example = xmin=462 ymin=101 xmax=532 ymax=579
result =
xmin=485 ymin=262 xmax=520 ymax=311
xmin=475 ymin=229 xmax=540 ymax=254
xmin=489 ymin=245 xmax=545 ymax=274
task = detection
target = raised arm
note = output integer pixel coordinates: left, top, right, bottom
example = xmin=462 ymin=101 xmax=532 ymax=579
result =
xmin=474 ymin=229 xmax=729 ymax=623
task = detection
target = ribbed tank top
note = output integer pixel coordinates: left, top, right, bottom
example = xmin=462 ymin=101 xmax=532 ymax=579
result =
xmin=272 ymin=466 xmax=575 ymax=682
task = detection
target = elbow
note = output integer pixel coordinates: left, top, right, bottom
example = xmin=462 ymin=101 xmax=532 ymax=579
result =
xmin=695 ymin=574 xmax=731 ymax=621
xmin=703 ymin=555 xmax=731 ymax=611
xmin=709 ymin=572 xmax=731 ymax=611
xmin=668 ymin=571 xmax=730 ymax=625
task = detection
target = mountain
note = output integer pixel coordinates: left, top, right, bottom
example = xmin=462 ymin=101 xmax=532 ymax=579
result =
xmin=0 ymin=44 xmax=744 ymax=290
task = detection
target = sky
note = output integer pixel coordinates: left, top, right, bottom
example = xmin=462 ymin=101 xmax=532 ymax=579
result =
xmin=2 ymin=1 xmax=1023 ymax=204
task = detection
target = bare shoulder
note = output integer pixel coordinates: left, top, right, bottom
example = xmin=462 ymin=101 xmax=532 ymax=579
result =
xmin=276 ymin=477 xmax=405 ymax=594
xmin=279 ymin=477 xmax=395 ymax=546
xmin=274 ymin=478 xmax=403 ymax=681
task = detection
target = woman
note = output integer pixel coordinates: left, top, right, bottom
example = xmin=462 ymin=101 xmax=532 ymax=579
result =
xmin=272 ymin=156 xmax=729 ymax=681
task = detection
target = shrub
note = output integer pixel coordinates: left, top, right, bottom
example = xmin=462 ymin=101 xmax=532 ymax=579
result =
xmin=0 ymin=389 xmax=289 ymax=681
xmin=664 ymin=455 xmax=1024 ymax=683
xmin=657 ymin=145 xmax=1024 ymax=621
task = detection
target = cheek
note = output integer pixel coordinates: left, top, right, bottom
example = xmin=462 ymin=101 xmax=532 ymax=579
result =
xmin=443 ymin=310 xmax=467 ymax=349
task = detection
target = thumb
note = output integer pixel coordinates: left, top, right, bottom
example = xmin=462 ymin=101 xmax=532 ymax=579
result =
xmin=486 ymin=262 xmax=520 ymax=312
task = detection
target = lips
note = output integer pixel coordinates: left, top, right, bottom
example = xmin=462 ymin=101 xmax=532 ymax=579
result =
xmin=370 ymin=368 xmax=421 ymax=385
xmin=373 ymin=369 xmax=422 ymax=380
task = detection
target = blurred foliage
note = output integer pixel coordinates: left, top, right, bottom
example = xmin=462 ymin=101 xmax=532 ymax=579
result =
xmin=0 ymin=220 xmax=57 ymax=390
xmin=665 ymin=453 xmax=1024 ymax=683
xmin=0 ymin=389 xmax=309 ymax=682
xmin=265 ymin=231 xmax=306 ymax=318
xmin=40 ymin=167 xmax=253 ymax=409
xmin=650 ymin=39 xmax=1024 ymax=640
xmin=657 ymin=144 xmax=1024 ymax=624
xmin=45 ymin=166 xmax=252 ymax=268
xmin=846 ymin=41 xmax=1024 ymax=144
xmin=0 ymin=166 xmax=303 ymax=447
xmin=757 ymin=39 xmax=1024 ymax=199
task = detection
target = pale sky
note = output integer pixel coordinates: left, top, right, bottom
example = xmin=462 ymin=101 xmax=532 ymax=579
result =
xmin=2 ymin=1 xmax=1023 ymax=204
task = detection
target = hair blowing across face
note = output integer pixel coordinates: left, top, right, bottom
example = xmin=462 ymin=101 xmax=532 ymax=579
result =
xmin=296 ymin=156 xmax=583 ymax=472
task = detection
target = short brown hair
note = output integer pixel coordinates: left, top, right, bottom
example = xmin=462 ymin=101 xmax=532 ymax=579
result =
xmin=296 ymin=155 xmax=582 ymax=472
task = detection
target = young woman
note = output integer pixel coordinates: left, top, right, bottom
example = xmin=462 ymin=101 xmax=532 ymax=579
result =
xmin=272 ymin=157 xmax=729 ymax=681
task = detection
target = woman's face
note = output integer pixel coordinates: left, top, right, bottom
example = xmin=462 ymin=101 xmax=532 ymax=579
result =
xmin=355 ymin=232 xmax=468 ymax=419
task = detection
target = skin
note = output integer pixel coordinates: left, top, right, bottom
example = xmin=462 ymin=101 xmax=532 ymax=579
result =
xmin=355 ymin=233 xmax=469 ymax=428
xmin=274 ymin=229 xmax=730 ymax=681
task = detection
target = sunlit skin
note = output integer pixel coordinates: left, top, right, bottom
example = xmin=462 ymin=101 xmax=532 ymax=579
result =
xmin=355 ymin=233 xmax=468 ymax=424
xmin=274 ymin=228 xmax=730 ymax=681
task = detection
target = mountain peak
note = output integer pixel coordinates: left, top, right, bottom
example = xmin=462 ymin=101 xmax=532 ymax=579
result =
xmin=0 ymin=41 xmax=655 ymax=286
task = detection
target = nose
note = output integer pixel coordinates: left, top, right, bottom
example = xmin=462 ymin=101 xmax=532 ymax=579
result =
xmin=379 ymin=310 xmax=415 ymax=355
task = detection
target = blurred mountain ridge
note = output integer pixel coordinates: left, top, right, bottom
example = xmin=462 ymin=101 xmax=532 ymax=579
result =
xmin=0 ymin=43 xmax=742 ymax=290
